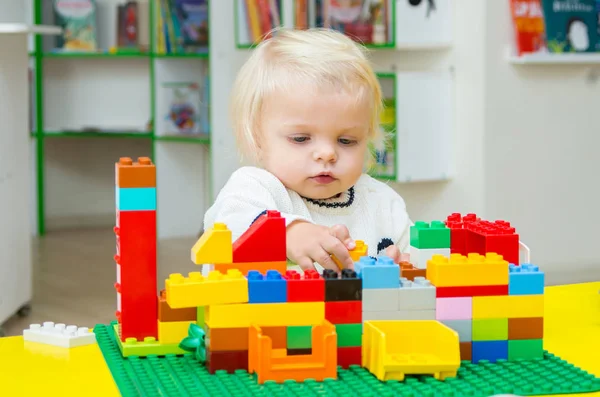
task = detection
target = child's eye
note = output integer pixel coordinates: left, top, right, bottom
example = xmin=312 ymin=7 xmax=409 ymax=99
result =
xmin=339 ymin=138 xmax=357 ymax=145
xmin=289 ymin=136 xmax=309 ymax=143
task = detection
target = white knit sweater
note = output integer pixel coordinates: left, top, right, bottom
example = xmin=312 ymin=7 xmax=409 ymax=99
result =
xmin=203 ymin=166 xmax=412 ymax=263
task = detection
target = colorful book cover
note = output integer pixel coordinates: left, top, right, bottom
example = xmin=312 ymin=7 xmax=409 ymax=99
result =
xmin=163 ymin=82 xmax=203 ymax=135
xmin=509 ymin=0 xmax=546 ymax=54
xmin=541 ymin=0 xmax=597 ymax=52
xmin=53 ymin=0 xmax=97 ymax=51
xmin=173 ymin=0 xmax=208 ymax=52
xmin=117 ymin=1 xmax=138 ymax=48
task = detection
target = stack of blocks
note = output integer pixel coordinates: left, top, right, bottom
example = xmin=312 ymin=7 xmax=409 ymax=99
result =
xmin=409 ymin=221 xmax=451 ymax=269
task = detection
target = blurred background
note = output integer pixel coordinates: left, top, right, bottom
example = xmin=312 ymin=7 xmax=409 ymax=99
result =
xmin=0 ymin=0 xmax=598 ymax=336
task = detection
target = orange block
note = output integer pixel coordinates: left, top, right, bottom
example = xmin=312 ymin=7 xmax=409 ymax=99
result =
xmin=214 ymin=261 xmax=287 ymax=276
xmin=115 ymin=157 xmax=156 ymax=188
xmin=207 ymin=325 xmax=287 ymax=351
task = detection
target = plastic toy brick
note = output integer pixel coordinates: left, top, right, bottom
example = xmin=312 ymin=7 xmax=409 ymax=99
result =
xmin=460 ymin=341 xmax=472 ymax=361
xmin=115 ymin=187 xmax=157 ymax=211
xmin=165 ymin=269 xmax=248 ymax=309
xmin=472 ymin=295 xmax=544 ymax=319
xmin=399 ymin=261 xmax=426 ymax=280
xmin=286 ymin=325 xmax=312 ymax=349
xmin=472 ymin=318 xmax=508 ymax=341
xmin=191 ymin=223 xmax=233 ymax=265
xmin=23 ymin=322 xmax=96 ymax=348
xmin=115 ymin=157 xmax=156 ymax=188
xmin=466 ymin=220 xmax=520 ymax=265
xmin=410 ymin=221 xmax=451 ymax=249
xmin=337 ymin=346 xmax=362 ymax=368
xmin=436 ymin=297 xmax=472 ymax=320
xmin=426 ymin=252 xmax=509 ymax=287
xmin=323 ymin=269 xmax=362 ymax=301
xmin=445 ymin=213 xmax=480 ymax=254
xmin=157 ymin=320 xmax=193 ymax=344
xmin=362 ymin=320 xmax=460 ymax=381
xmin=440 ymin=319 xmax=472 ymax=342
xmin=196 ymin=306 xmax=204 ymax=327
xmin=362 ymin=288 xmax=399 ymax=312
xmin=508 ymin=339 xmax=543 ymax=360
xmin=232 ymin=210 xmax=286 ymax=263
xmin=158 ymin=290 xmax=196 ymax=322
xmin=325 ymin=300 xmax=362 ymax=324
xmin=214 ymin=261 xmax=287 ymax=276
xmin=333 ymin=240 xmax=368 ymax=270
xmin=248 ymin=270 xmax=287 ymax=303
xmin=435 ymin=284 xmax=509 ymax=298
xmin=509 ymin=263 xmax=545 ymax=295
xmin=363 ymin=309 xmax=436 ymax=321
xmin=335 ymin=323 xmax=362 ymax=347
xmin=207 ymin=349 xmax=249 ymax=374
xmin=355 ymin=255 xmax=400 ymax=289
xmin=205 ymin=301 xmax=325 ymax=328
xmin=398 ymin=277 xmax=436 ymax=311
xmin=205 ymin=325 xmax=249 ymax=351
xmin=113 ymin=324 xmax=187 ymax=357
xmin=409 ymin=246 xmax=451 ymax=269
xmin=508 ymin=317 xmax=544 ymax=339
xmin=471 ymin=296 xmax=509 ymax=318
xmin=248 ymin=320 xmax=337 ymax=383
xmin=284 ymin=269 xmax=325 ymax=302
xmin=472 ymin=340 xmax=508 ymax=363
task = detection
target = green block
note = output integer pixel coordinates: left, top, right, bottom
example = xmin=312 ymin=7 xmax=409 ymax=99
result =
xmin=287 ymin=326 xmax=312 ymax=349
xmin=113 ymin=324 xmax=187 ymax=357
xmin=336 ymin=323 xmax=362 ymax=347
xmin=509 ymin=339 xmax=544 ymax=360
xmin=472 ymin=318 xmax=508 ymax=341
xmin=196 ymin=306 xmax=205 ymax=327
xmin=410 ymin=221 xmax=451 ymax=249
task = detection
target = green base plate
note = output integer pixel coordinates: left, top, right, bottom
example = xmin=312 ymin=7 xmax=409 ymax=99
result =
xmin=95 ymin=321 xmax=600 ymax=397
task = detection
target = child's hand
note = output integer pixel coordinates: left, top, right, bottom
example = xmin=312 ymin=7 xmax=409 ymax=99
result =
xmin=384 ymin=245 xmax=402 ymax=263
xmin=287 ymin=221 xmax=355 ymax=272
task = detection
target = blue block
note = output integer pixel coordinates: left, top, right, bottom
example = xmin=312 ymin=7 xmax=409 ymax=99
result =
xmin=472 ymin=340 xmax=508 ymax=363
xmin=355 ymin=255 xmax=400 ymax=289
xmin=116 ymin=187 xmax=156 ymax=211
xmin=247 ymin=270 xmax=287 ymax=303
xmin=509 ymin=263 xmax=545 ymax=295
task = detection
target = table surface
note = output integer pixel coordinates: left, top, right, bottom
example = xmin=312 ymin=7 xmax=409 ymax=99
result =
xmin=1 ymin=282 xmax=599 ymax=397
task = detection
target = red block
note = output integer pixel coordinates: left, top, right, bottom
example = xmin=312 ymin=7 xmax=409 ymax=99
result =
xmin=115 ymin=210 xmax=157 ymax=341
xmin=466 ymin=220 xmax=520 ymax=265
xmin=337 ymin=346 xmax=361 ymax=368
xmin=233 ymin=210 xmax=286 ymax=263
xmin=445 ymin=213 xmax=480 ymax=255
xmin=325 ymin=301 xmax=362 ymax=324
xmin=435 ymin=284 xmax=508 ymax=298
xmin=285 ymin=270 xmax=325 ymax=302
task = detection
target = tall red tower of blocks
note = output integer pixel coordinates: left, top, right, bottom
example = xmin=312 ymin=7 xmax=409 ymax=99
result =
xmin=114 ymin=157 xmax=158 ymax=341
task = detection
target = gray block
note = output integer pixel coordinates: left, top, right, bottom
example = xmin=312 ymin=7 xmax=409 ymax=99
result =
xmin=440 ymin=319 xmax=472 ymax=342
xmin=363 ymin=309 xmax=436 ymax=321
xmin=362 ymin=288 xmax=399 ymax=312
xmin=398 ymin=277 xmax=436 ymax=311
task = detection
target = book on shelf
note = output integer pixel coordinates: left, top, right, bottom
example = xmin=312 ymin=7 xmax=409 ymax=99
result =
xmin=117 ymin=1 xmax=139 ymax=48
xmin=53 ymin=0 xmax=98 ymax=52
xmin=237 ymin=0 xmax=282 ymax=45
xmin=156 ymin=0 xmax=208 ymax=54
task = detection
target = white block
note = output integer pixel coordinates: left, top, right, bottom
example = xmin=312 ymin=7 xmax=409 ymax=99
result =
xmin=363 ymin=309 xmax=436 ymax=321
xmin=409 ymin=246 xmax=450 ymax=269
xmin=398 ymin=277 xmax=436 ymax=311
xmin=362 ymin=288 xmax=399 ymax=312
xmin=23 ymin=322 xmax=96 ymax=348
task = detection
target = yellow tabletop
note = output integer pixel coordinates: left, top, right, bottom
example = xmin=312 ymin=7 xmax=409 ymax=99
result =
xmin=1 ymin=281 xmax=599 ymax=397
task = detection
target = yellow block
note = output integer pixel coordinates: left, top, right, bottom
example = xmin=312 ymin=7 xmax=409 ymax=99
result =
xmin=333 ymin=240 xmax=368 ymax=270
xmin=205 ymin=301 xmax=325 ymax=328
xmin=472 ymin=295 xmax=544 ymax=319
xmin=158 ymin=320 xmax=193 ymax=344
xmin=191 ymin=222 xmax=233 ymax=264
xmin=165 ymin=269 xmax=248 ymax=309
xmin=426 ymin=253 xmax=509 ymax=287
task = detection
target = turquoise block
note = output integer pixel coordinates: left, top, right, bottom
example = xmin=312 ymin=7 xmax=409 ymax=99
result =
xmin=509 ymin=263 xmax=544 ymax=295
xmin=355 ymin=255 xmax=400 ymax=289
xmin=116 ymin=187 xmax=156 ymax=211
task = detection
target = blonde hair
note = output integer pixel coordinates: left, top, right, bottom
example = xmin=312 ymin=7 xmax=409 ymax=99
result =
xmin=230 ymin=28 xmax=386 ymax=167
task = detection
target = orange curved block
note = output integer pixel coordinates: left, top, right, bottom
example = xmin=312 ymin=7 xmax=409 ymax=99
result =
xmin=248 ymin=320 xmax=338 ymax=384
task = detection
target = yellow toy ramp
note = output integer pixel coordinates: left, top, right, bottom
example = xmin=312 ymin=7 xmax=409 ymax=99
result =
xmin=363 ymin=320 xmax=461 ymax=382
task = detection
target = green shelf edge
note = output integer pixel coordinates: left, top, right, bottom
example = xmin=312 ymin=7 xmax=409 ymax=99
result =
xmin=155 ymin=135 xmax=210 ymax=144
xmin=38 ymin=131 xmax=154 ymax=139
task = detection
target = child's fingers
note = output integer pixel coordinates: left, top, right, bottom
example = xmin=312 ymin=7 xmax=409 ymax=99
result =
xmin=295 ymin=256 xmax=317 ymax=272
xmin=329 ymin=224 xmax=355 ymax=249
xmin=321 ymin=236 xmax=354 ymax=270
xmin=385 ymin=245 xmax=401 ymax=263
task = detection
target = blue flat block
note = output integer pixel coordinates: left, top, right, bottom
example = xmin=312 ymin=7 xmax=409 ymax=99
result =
xmin=116 ymin=187 xmax=156 ymax=211
xmin=472 ymin=340 xmax=508 ymax=363
xmin=509 ymin=263 xmax=545 ymax=295
xmin=247 ymin=270 xmax=287 ymax=303
xmin=355 ymin=256 xmax=400 ymax=289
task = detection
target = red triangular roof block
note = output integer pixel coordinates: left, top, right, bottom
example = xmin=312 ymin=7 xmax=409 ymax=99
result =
xmin=232 ymin=210 xmax=286 ymax=263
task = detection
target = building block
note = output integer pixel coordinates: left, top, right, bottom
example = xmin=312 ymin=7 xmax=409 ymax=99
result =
xmin=362 ymin=288 xmax=399 ymax=312
xmin=440 ymin=319 xmax=472 ymax=342
xmin=248 ymin=320 xmax=337 ymax=384
xmin=322 ymin=269 xmax=362 ymax=301
xmin=191 ymin=223 xmax=233 ymax=265
xmin=362 ymin=320 xmax=460 ymax=381
xmin=435 ymin=284 xmax=509 ymax=298
xmin=355 ymin=256 xmax=400 ymax=289
xmin=232 ymin=210 xmax=286 ymax=263
xmin=472 ymin=318 xmax=508 ymax=341
xmin=398 ymin=277 xmax=436 ymax=311
xmin=196 ymin=306 xmax=204 ymax=327
xmin=460 ymin=342 xmax=472 ymax=361
xmin=362 ymin=310 xmax=436 ymax=321
xmin=115 ymin=157 xmax=156 ymax=188
xmin=436 ymin=297 xmax=472 ymax=320
xmin=410 ymin=221 xmax=451 ymax=249
xmin=508 ymin=339 xmax=543 ymax=360
xmin=248 ymin=270 xmax=287 ymax=303
xmin=472 ymin=340 xmax=508 ymax=363
xmin=334 ymin=323 xmax=362 ymax=347
xmin=207 ymin=349 xmax=249 ymax=374
xmin=472 ymin=295 xmax=544 ymax=319
xmin=113 ymin=324 xmax=186 ymax=357
xmin=205 ymin=301 xmax=325 ymax=328
xmin=333 ymin=240 xmax=368 ymax=269
xmin=116 ymin=187 xmax=157 ymax=211
xmin=337 ymin=346 xmax=362 ymax=368
xmin=399 ymin=261 xmax=426 ymax=281
xmin=165 ymin=269 xmax=248 ymax=308
xmin=426 ymin=253 xmax=509 ymax=287
xmin=23 ymin=322 xmax=96 ymax=348
xmin=158 ymin=290 xmax=196 ymax=322
xmin=444 ymin=213 xmax=480 ymax=254
xmin=214 ymin=261 xmax=287 ymax=276
xmin=471 ymin=296 xmax=509 ymax=319
xmin=157 ymin=320 xmax=193 ymax=344
xmin=508 ymin=317 xmax=544 ymax=340
xmin=409 ymin=246 xmax=451 ymax=269
xmin=284 ymin=269 xmax=325 ymax=302
xmin=205 ymin=325 xmax=249 ymax=351
xmin=509 ymin=263 xmax=545 ymax=295
xmin=325 ymin=301 xmax=362 ymax=324
xmin=287 ymin=326 xmax=312 ymax=349
xmin=465 ymin=220 xmax=520 ymax=265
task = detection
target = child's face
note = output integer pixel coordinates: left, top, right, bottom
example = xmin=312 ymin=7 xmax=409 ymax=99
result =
xmin=259 ymin=86 xmax=370 ymax=200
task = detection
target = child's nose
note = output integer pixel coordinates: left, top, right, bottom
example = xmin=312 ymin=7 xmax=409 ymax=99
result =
xmin=313 ymin=146 xmax=337 ymax=162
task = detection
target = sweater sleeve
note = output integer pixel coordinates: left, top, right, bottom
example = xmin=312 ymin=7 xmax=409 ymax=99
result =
xmin=203 ymin=167 xmax=313 ymax=243
xmin=392 ymin=197 xmax=413 ymax=253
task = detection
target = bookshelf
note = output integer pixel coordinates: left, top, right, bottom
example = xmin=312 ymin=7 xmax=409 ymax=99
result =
xmin=30 ymin=0 xmax=211 ymax=239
